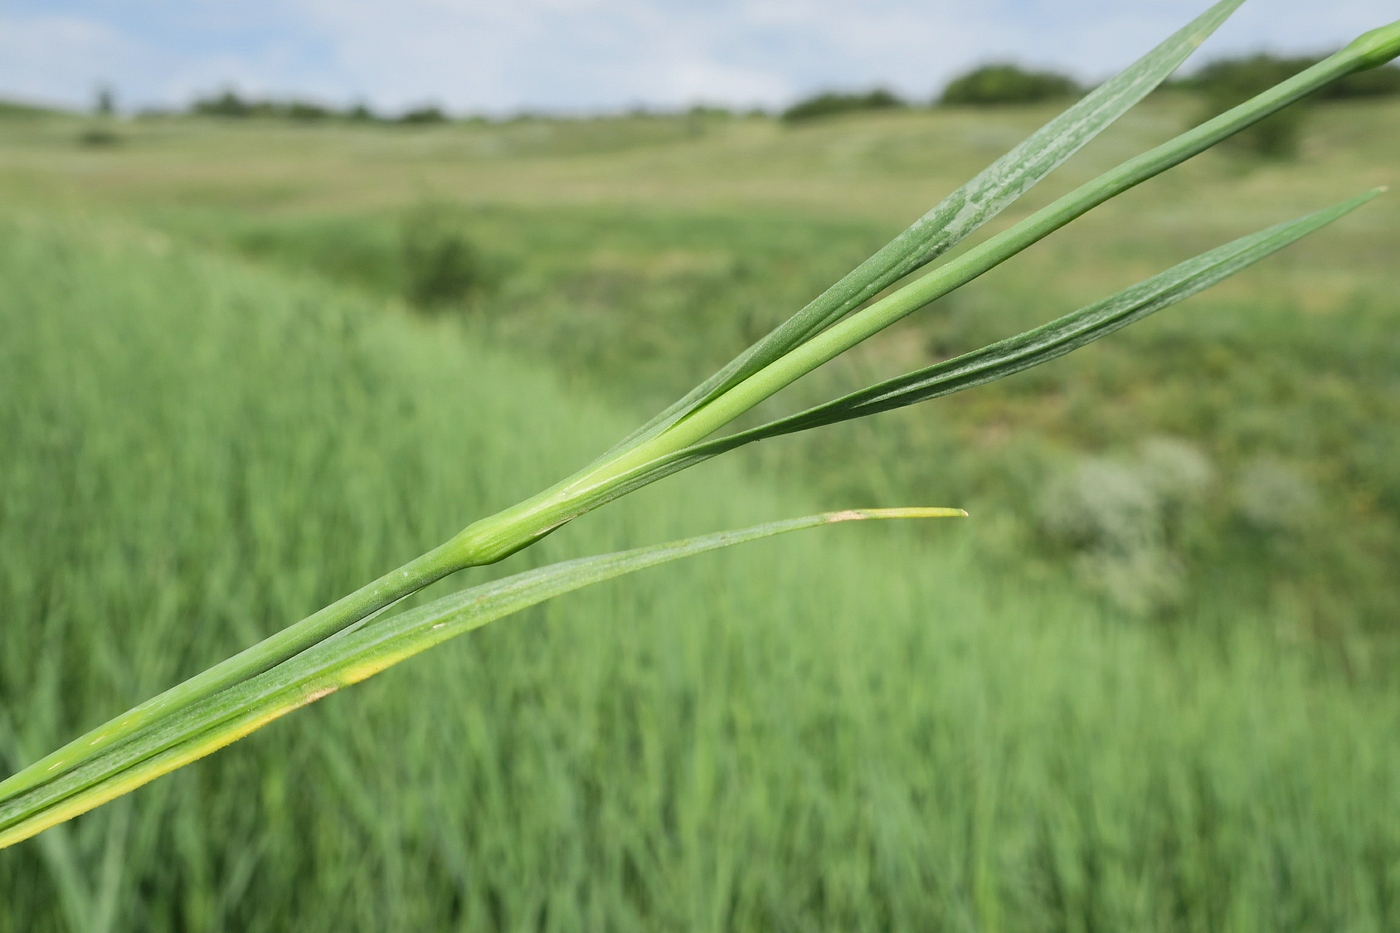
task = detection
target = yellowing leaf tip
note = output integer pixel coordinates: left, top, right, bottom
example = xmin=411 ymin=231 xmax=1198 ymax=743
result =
xmin=824 ymin=507 xmax=967 ymax=523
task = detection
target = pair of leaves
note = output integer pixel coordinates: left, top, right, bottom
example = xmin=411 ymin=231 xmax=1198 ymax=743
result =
xmin=726 ymin=190 xmax=1383 ymax=442
xmin=0 ymin=509 xmax=962 ymax=849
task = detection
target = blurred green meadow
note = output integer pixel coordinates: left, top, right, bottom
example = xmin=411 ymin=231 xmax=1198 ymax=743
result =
xmin=1 ymin=94 xmax=1399 ymax=930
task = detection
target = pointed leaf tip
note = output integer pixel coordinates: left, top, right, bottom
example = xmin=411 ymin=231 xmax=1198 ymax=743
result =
xmin=825 ymin=507 xmax=968 ymax=523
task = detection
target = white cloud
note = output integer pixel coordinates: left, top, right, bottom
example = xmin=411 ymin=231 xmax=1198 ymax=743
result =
xmin=0 ymin=13 xmax=136 ymax=108
xmin=278 ymin=0 xmax=1400 ymax=112
xmin=1 ymin=0 xmax=1396 ymax=113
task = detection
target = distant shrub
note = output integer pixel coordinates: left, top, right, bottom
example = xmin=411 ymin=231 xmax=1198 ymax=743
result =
xmin=77 ymin=126 xmax=120 ymax=147
xmin=398 ymin=105 xmax=448 ymax=125
xmin=283 ymin=101 xmax=332 ymax=121
xmin=192 ymin=90 xmax=253 ymax=118
xmin=1322 ymin=62 xmax=1400 ymax=98
xmin=94 ymin=85 xmax=116 ymax=117
xmin=1170 ymin=54 xmax=1400 ymax=159
xmin=401 ymin=205 xmax=482 ymax=308
xmin=1183 ymin=55 xmax=1311 ymax=158
xmin=1233 ymin=457 xmax=1319 ymax=533
xmin=686 ymin=104 xmax=734 ymax=118
xmin=781 ymin=89 xmax=905 ymax=122
xmin=1178 ymin=53 xmax=1400 ymax=102
xmin=1040 ymin=438 xmax=1214 ymax=617
xmin=940 ymin=64 xmax=1081 ymax=106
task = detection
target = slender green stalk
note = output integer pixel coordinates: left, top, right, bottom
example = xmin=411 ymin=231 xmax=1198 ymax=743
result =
xmin=0 ymin=540 xmax=463 ymax=803
xmin=0 ymin=509 xmax=964 ymax=850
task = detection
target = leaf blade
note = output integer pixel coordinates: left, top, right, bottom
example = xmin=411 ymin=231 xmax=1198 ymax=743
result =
xmin=718 ymin=189 xmax=1384 ymax=441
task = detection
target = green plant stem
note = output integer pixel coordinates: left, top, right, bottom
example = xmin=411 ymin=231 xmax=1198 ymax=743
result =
xmin=1353 ymin=20 xmax=1400 ymax=69
xmin=0 ymin=540 xmax=463 ymax=803
xmin=439 ymin=22 xmax=1400 ymax=563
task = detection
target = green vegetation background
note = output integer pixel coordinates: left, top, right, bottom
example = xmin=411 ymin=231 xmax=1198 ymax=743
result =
xmin=1 ymin=92 xmax=1398 ymax=930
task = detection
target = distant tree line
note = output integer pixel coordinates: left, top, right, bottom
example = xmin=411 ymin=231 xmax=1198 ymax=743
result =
xmin=189 ymin=90 xmax=449 ymax=124
xmin=781 ymin=64 xmax=1085 ymax=122
xmin=780 ymin=53 xmax=1400 ymax=125
xmin=138 ymin=52 xmax=1400 ymax=134
xmin=780 ymin=89 xmax=905 ymax=122
xmin=939 ymin=65 xmax=1082 ymax=106
xmin=1170 ymin=54 xmax=1400 ymax=101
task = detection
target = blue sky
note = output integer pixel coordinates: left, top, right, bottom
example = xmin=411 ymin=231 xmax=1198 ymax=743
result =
xmin=0 ymin=1 xmax=1394 ymax=114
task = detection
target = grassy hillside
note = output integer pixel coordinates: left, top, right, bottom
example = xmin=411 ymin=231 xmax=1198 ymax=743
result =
xmin=3 ymin=189 xmax=1400 ymax=931
xmin=0 ymin=97 xmax=1398 ymax=929
xmin=0 ymin=99 xmax=56 ymax=120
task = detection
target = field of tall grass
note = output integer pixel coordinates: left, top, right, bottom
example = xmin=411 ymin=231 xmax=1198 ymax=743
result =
xmin=1 ymin=88 xmax=1398 ymax=930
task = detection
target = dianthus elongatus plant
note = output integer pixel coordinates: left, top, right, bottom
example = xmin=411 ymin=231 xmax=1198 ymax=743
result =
xmin=3 ymin=2 xmax=1398 ymax=849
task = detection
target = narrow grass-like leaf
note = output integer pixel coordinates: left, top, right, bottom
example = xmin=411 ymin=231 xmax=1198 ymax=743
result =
xmin=604 ymin=0 xmax=1246 ymax=456
xmin=724 ymin=189 xmax=1385 ymax=438
xmin=0 ymin=508 xmax=964 ymax=849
